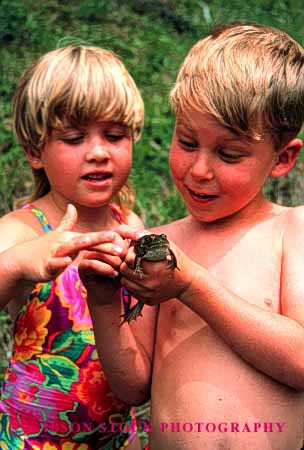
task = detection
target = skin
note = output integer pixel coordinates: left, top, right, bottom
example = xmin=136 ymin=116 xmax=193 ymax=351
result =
xmin=0 ymin=120 xmax=141 ymax=319
xmin=87 ymin=110 xmax=304 ymax=450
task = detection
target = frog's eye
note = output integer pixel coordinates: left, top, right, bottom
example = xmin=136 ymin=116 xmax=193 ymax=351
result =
xmin=144 ymin=235 xmax=152 ymax=243
xmin=160 ymin=234 xmax=167 ymax=240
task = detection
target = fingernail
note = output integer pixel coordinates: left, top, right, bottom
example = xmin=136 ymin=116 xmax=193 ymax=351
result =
xmin=137 ymin=230 xmax=149 ymax=238
xmin=110 ymin=271 xmax=119 ymax=278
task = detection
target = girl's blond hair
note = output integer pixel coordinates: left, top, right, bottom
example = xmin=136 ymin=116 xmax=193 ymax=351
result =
xmin=14 ymin=45 xmax=144 ymax=212
xmin=170 ymin=23 xmax=304 ymax=149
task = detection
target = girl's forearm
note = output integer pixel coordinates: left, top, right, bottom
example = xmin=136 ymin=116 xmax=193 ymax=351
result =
xmin=180 ymin=266 xmax=304 ymax=390
xmin=87 ymin=292 xmax=152 ymax=405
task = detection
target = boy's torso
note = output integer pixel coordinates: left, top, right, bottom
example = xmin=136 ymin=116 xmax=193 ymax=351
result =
xmin=150 ymin=203 xmax=304 ymax=450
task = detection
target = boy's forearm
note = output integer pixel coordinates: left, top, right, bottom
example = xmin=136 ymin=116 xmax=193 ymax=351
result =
xmin=87 ymin=290 xmax=152 ymax=404
xmin=0 ymin=247 xmax=35 ymax=310
xmin=180 ymin=266 xmax=304 ymax=391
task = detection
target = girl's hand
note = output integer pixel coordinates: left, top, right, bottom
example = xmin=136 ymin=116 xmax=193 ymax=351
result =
xmin=12 ymin=204 xmax=120 ymax=283
xmin=119 ymin=239 xmax=196 ymax=305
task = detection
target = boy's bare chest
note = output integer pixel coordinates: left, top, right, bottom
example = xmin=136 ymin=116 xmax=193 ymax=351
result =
xmin=169 ymin=217 xmax=284 ymax=316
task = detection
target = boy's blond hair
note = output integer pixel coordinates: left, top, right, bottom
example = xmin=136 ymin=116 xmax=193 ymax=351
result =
xmin=170 ymin=23 xmax=304 ymax=148
xmin=14 ymin=45 xmax=144 ymax=212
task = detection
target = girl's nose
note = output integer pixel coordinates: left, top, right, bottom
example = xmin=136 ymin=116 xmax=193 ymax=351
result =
xmin=85 ymin=139 xmax=111 ymax=162
xmin=190 ymin=153 xmax=214 ymax=181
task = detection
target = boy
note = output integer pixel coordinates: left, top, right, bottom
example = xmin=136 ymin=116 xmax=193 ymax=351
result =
xmin=83 ymin=23 xmax=304 ymax=450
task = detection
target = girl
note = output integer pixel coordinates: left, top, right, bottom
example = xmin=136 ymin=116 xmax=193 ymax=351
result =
xmin=0 ymin=45 xmax=144 ymax=449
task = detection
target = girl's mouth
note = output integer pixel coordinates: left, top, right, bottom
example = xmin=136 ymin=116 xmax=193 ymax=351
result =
xmin=81 ymin=172 xmax=112 ymax=181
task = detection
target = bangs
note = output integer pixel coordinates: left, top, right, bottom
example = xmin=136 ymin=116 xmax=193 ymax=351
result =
xmin=15 ymin=46 xmax=144 ymax=151
xmin=170 ymin=24 xmax=304 ymax=148
xmin=49 ymin=49 xmax=143 ymax=134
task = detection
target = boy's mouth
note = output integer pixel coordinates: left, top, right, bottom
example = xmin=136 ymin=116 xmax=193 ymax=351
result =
xmin=187 ymin=187 xmax=219 ymax=200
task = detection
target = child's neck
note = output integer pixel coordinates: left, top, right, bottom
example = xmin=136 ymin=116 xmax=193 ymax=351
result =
xmin=190 ymin=195 xmax=283 ymax=235
xmin=36 ymin=193 xmax=117 ymax=232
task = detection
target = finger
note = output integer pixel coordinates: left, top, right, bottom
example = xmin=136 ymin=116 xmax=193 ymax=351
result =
xmin=120 ymin=277 xmax=152 ymax=300
xmin=79 ymin=259 xmax=119 ymax=278
xmin=88 ymin=243 xmax=126 ymax=257
xmin=82 ymin=251 xmax=123 ymax=269
xmin=56 ymin=204 xmax=78 ymax=232
xmin=47 ymin=256 xmax=72 ymax=277
xmin=116 ymin=225 xmax=150 ymax=241
xmin=55 ymin=231 xmax=116 ymax=257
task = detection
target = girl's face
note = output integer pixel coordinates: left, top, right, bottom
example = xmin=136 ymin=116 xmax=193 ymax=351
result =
xmin=170 ymin=110 xmax=281 ymax=224
xmin=33 ymin=121 xmax=133 ymax=209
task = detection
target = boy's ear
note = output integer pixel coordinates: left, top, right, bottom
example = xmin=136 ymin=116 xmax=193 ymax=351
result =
xmin=23 ymin=146 xmax=43 ymax=169
xmin=270 ymin=138 xmax=302 ymax=178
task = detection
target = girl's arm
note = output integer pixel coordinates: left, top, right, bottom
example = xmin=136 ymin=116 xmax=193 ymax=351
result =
xmin=0 ymin=205 xmax=122 ymax=310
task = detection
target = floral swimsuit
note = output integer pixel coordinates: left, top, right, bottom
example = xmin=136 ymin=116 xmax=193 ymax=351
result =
xmin=0 ymin=204 xmax=132 ymax=450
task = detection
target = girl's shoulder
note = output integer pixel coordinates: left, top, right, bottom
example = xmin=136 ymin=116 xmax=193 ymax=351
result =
xmin=0 ymin=208 xmax=42 ymax=253
xmin=125 ymin=210 xmax=145 ymax=230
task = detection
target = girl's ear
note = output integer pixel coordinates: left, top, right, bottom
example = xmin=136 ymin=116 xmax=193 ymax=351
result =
xmin=270 ymin=138 xmax=302 ymax=178
xmin=23 ymin=146 xmax=43 ymax=169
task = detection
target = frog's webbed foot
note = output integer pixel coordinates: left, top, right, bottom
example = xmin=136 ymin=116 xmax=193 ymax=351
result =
xmin=134 ymin=257 xmax=144 ymax=278
xmin=120 ymin=301 xmax=144 ymax=325
xmin=133 ymin=267 xmax=144 ymax=278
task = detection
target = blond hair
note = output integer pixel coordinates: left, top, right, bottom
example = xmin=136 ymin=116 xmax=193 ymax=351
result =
xmin=170 ymin=23 xmax=304 ymax=148
xmin=14 ymin=45 xmax=144 ymax=212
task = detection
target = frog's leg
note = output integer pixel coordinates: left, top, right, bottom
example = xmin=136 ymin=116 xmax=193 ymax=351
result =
xmin=120 ymin=301 xmax=144 ymax=325
xmin=167 ymin=249 xmax=179 ymax=270
xmin=134 ymin=257 xmax=145 ymax=278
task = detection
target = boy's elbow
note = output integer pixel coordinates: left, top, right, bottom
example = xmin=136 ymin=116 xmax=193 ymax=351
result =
xmin=112 ymin=385 xmax=150 ymax=406
xmin=286 ymin=352 xmax=304 ymax=391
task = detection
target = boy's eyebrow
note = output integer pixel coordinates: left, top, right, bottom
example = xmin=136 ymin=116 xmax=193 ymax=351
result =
xmin=176 ymin=121 xmax=252 ymax=145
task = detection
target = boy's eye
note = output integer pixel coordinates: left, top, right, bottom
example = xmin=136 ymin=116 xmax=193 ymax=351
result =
xmin=178 ymin=138 xmax=198 ymax=151
xmin=218 ymin=148 xmax=243 ymax=162
xmin=105 ymin=132 xmax=127 ymax=142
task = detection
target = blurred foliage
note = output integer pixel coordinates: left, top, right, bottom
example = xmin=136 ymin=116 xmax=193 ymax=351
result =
xmin=1 ymin=0 xmax=304 ymax=376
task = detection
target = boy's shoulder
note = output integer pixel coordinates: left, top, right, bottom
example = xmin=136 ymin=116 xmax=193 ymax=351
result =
xmin=282 ymin=205 xmax=304 ymax=237
xmin=151 ymin=216 xmax=189 ymax=239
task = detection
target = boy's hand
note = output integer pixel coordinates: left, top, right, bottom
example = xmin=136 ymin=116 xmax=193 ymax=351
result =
xmin=120 ymin=238 xmax=195 ymax=305
xmin=12 ymin=204 xmax=120 ymax=283
xmin=78 ymin=224 xmax=143 ymax=304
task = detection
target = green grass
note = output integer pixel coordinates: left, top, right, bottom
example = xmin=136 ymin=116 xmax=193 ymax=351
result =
xmin=1 ymin=0 xmax=304 ymax=377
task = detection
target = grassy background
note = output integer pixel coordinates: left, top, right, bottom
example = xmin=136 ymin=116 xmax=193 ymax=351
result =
xmin=1 ymin=0 xmax=304 ymax=376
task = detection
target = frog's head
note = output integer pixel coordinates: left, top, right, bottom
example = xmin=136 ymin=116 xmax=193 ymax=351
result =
xmin=134 ymin=233 xmax=169 ymax=256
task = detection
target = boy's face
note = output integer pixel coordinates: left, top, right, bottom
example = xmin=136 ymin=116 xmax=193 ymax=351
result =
xmin=169 ymin=110 xmax=279 ymax=223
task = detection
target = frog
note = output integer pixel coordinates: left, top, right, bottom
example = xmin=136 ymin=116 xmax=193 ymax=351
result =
xmin=121 ymin=233 xmax=178 ymax=324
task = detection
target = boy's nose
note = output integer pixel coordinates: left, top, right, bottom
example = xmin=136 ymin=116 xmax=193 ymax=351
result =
xmin=190 ymin=153 xmax=214 ymax=181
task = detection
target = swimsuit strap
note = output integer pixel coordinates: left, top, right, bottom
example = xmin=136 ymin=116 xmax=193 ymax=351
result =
xmin=23 ymin=203 xmax=52 ymax=232
xmin=109 ymin=203 xmax=124 ymax=224
xmin=23 ymin=203 xmax=124 ymax=232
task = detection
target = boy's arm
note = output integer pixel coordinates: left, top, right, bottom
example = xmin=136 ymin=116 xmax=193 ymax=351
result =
xmin=86 ymin=283 xmax=157 ymax=405
xmin=80 ymin=216 xmax=157 ymax=405
xmin=120 ymin=212 xmax=304 ymax=391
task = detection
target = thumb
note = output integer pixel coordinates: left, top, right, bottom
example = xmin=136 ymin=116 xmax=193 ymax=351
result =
xmin=56 ymin=204 xmax=78 ymax=232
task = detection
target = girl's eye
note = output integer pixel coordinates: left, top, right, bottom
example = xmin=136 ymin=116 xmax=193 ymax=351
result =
xmin=218 ymin=149 xmax=243 ymax=162
xmin=61 ymin=135 xmax=84 ymax=145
